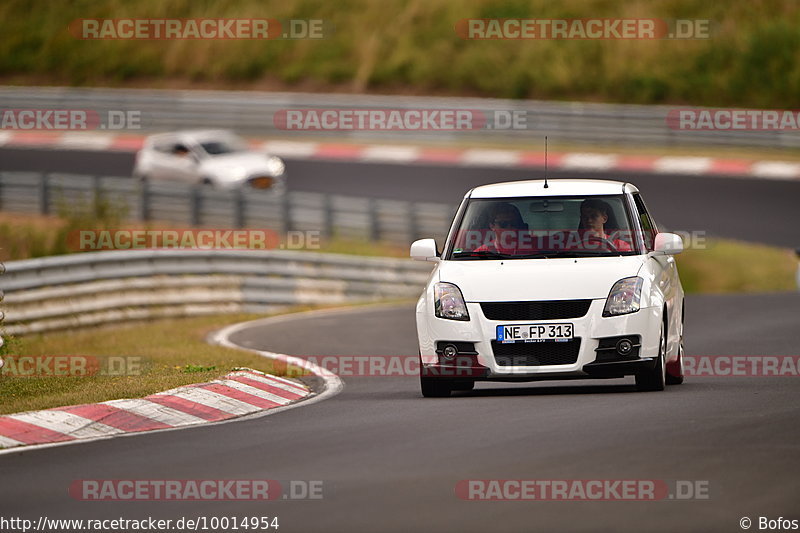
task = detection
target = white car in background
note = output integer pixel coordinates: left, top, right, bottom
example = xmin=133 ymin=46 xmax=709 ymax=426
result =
xmin=412 ymin=179 xmax=685 ymax=397
xmin=133 ymin=129 xmax=286 ymax=192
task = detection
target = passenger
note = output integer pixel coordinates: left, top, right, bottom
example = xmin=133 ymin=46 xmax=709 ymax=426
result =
xmin=575 ymin=199 xmax=632 ymax=252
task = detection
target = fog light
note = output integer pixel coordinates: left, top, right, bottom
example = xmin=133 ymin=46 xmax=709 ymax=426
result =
xmin=616 ymin=338 xmax=633 ymax=356
xmin=442 ymin=344 xmax=459 ymax=359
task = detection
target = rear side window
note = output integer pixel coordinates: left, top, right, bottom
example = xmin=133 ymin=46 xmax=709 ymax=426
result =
xmin=632 ymin=193 xmax=657 ymax=251
xmin=152 ymin=138 xmax=176 ymax=153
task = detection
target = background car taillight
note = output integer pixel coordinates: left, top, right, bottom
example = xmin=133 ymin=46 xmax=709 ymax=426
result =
xmin=602 ymin=277 xmax=643 ymax=317
xmin=434 ymin=282 xmax=470 ymax=321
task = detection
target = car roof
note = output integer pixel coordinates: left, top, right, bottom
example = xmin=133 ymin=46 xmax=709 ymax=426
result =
xmin=145 ymin=129 xmax=236 ymax=144
xmin=468 ymin=179 xmax=639 ymax=198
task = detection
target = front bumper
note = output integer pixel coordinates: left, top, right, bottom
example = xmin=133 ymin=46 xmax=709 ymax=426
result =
xmin=417 ymin=299 xmax=661 ymax=381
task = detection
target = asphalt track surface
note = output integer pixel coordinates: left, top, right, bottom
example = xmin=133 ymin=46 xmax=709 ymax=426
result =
xmin=1 ymin=146 xmax=798 ymax=248
xmin=1 ymin=147 xmax=799 ymax=532
xmin=1 ymin=293 xmax=799 ymax=532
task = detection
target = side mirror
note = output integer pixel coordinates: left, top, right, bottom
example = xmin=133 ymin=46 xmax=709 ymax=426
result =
xmin=410 ymin=238 xmax=439 ymax=262
xmin=653 ymin=232 xmax=683 ymax=255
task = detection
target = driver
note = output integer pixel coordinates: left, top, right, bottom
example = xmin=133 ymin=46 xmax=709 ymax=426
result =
xmin=576 ymin=199 xmax=632 ymax=252
xmin=473 ymin=202 xmax=534 ymax=254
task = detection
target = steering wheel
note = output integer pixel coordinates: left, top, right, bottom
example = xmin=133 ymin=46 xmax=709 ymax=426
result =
xmin=583 ymin=234 xmax=619 ymax=252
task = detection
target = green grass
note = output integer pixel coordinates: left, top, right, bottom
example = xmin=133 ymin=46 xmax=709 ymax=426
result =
xmin=1 ymin=0 xmax=798 ymax=107
xmin=677 ymin=239 xmax=797 ymax=293
xmin=0 ymin=312 xmax=312 ymax=415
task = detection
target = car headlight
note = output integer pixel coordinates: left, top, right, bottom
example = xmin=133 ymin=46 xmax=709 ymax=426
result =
xmin=266 ymin=156 xmax=285 ymax=176
xmin=603 ymin=277 xmax=643 ymax=317
xmin=434 ymin=282 xmax=470 ymax=321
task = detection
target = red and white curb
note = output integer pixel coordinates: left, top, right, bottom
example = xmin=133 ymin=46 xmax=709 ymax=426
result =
xmin=0 ymin=368 xmax=311 ymax=451
xmin=1 ymin=131 xmax=799 ymax=181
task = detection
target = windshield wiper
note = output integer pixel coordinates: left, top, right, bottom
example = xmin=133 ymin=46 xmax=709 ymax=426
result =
xmin=451 ymin=250 xmax=515 ymax=260
xmin=535 ymin=250 xmax=625 ymax=258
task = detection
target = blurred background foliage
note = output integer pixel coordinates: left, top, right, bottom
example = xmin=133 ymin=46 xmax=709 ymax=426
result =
xmin=0 ymin=0 xmax=796 ymax=107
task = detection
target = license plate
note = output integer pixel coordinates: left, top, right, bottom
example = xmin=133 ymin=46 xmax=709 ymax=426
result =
xmin=250 ymin=176 xmax=274 ymax=189
xmin=496 ymin=323 xmax=574 ymax=343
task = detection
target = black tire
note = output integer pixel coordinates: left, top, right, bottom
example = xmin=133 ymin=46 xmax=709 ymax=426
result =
xmin=420 ymin=376 xmax=452 ymax=398
xmin=666 ymin=339 xmax=685 ymax=385
xmin=636 ymin=321 xmax=667 ymax=392
xmin=451 ymin=380 xmax=475 ymax=391
xmin=666 ymin=306 xmax=685 ymax=385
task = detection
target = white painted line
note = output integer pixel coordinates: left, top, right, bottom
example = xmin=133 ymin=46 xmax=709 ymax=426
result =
xmin=59 ymin=132 xmax=115 ymax=150
xmin=215 ymin=379 xmax=293 ymax=405
xmin=104 ymin=399 xmax=206 ymax=427
xmin=750 ymin=161 xmax=800 ymax=180
xmin=560 ymin=153 xmax=618 ymax=170
xmin=653 ymin=156 xmax=712 ymax=174
xmin=261 ymin=141 xmax=318 ymax=158
xmin=0 ymin=435 xmax=25 ymax=448
xmin=360 ymin=145 xmax=421 ymax=162
xmin=262 ymin=373 xmax=310 ymax=392
xmin=7 ymin=411 xmax=122 ymax=439
xmin=461 ymin=149 xmax=522 ymax=167
xmin=161 ymin=386 xmax=262 ymax=416
xmin=229 ymin=371 xmax=309 ymax=396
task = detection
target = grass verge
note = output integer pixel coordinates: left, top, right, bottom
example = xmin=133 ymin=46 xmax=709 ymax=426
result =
xmin=677 ymin=239 xmax=797 ymax=293
xmin=0 ymin=311 xmax=311 ymax=415
xmin=1 ymin=0 xmax=798 ymax=108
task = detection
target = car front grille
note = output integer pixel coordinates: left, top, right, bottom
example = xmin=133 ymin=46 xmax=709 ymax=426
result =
xmin=491 ymin=339 xmax=582 ymax=366
xmin=480 ymin=300 xmax=592 ymax=321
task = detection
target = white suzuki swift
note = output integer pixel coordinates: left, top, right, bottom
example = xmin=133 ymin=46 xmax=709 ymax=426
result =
xmin=411 ymin=179 xmax=685 ymax=397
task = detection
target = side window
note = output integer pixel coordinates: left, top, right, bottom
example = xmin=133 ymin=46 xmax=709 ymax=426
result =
xmin=153 ymin=139 xmax=175 ymax=154
xmin=632 ymin=194 xmax=657 ymax=251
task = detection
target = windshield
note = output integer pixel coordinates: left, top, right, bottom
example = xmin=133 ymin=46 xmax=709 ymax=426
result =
xmin=197 ymin=134 xmax=248 ymax=156
xmin=446 ymin=195 xmax=641 ymax=260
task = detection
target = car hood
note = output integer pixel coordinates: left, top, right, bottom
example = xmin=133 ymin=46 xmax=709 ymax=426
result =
xmin=437 ymin=256 xmax=645 ymax=301
xmin=199 ymin=152 xmax=272 ymax=179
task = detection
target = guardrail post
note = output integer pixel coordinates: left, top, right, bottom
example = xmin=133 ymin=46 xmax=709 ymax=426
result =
xmin=39 ymin=173 xmax=50 ymax=215
xmin=92 ymin=175 xmax=102 ymax=202
xmin=190 ymin=186 xmax=201 ymax=226
xmin=139 ymin=181 xmax=149 ymax=221
xmin=281 ymin=192 xmax=292 ymax=233
xmin=796 ymin=248 xmax=800 ymax=291
xmin=368 ymin=199 xmax=380 ymax=242
xmin=323 ymin=194 xmax=334 ymax=239
xmin=408 ymin=202 xmax=419 ymax=242
xmin=234 ymin=188 xmax=245 ymax=228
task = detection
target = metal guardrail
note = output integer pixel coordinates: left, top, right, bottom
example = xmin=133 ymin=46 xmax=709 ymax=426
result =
xmin=2 ymin=86 xmax=798 ymax=149
xmin=0 ymin=259 xmax=4 ymax=353
xmin=0 ymin=171 xmax=455 ymax=246
xmin=0 ymin=249 xmax=432 ymax=335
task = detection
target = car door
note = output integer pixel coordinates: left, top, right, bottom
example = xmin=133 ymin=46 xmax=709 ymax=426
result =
xmin=148 ymin=138 xmax=198 ymax=183
xmin=632 ymin=193 xmax=680 ymax=355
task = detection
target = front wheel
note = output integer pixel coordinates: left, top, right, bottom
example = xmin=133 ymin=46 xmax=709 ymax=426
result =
xmin=420 ymin=376 xmax=452 ymax=398
xmin=666 ymin=338 xmax=685 ymax=385
xmin=636 ymin=322 xmax=666 ymax=392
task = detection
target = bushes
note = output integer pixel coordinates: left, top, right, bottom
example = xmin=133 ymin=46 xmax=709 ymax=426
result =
xmin=0 ymin=0 xmax=797 ymax=107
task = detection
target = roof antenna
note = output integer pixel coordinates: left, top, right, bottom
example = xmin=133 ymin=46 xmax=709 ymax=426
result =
xmin=544 ymin=136 xmax=549 ymax=188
